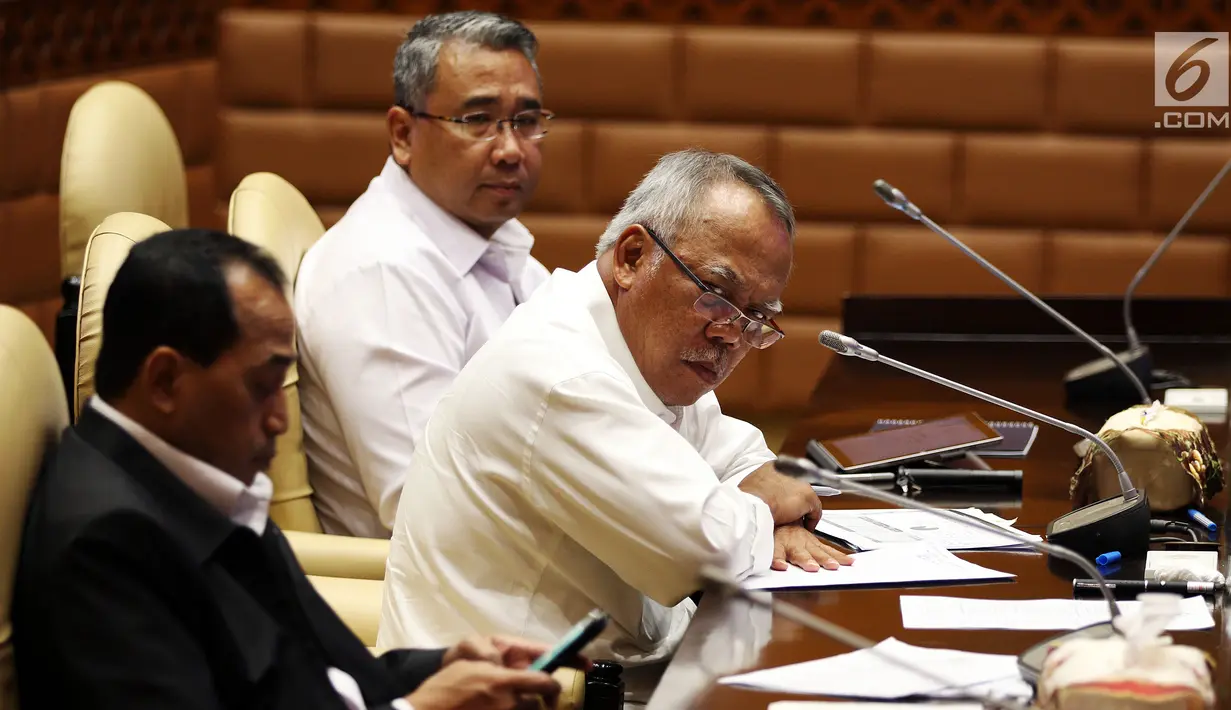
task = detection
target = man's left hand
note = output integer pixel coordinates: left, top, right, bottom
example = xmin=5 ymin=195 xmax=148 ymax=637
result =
xmin=443 ymin=635 xmax=592 ymax=671
xmin=773 ymin=525 xmax=853 ymax=572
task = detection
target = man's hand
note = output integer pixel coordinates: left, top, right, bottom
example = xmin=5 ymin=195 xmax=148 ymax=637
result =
xmin=404 ymin=660 xmax=560 ymax=710
xmin=738 ymin=463 xmax=823 ymax=529
xmin=773 ymin=525 xmax=853 ymax=572
xmin=443 ymin=635 xmax=591 ymax=672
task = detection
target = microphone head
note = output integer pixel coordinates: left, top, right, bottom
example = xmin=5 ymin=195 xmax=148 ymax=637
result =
xmin=818 ymin=330 xmax=850 ymax=355
xmin=872 ymin=179 xmax=922 ymax=221
xmin=872 ymin=179 xmax=899 ymax=207
xmin=773 ymin=455 xmax=813 ymax=478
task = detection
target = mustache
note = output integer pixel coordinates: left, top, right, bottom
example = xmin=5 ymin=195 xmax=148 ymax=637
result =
xmin=681 ymin=346 xmax=730 ymax=373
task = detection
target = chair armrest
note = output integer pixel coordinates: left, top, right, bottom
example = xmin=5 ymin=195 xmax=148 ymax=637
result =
xmin=553 ymin=668 xmax=586 ymax=710
xmin=308 ymin=575 xmax=384 ymax=647
xmin=285 ymin=530 xmax=389 ymax=580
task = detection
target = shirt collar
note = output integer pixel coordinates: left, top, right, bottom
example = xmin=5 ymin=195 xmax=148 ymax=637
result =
xmin=575 ymin=261 xmax=683 ymax=427
xmin=377 ymin=156 xmax=535 ymax=282
xmin=89 ymin=397 xmax=273 ymax=536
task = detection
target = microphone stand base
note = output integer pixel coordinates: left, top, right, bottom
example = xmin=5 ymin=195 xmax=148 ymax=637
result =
xmin=1063 ymin=345 xmax=1155 ymax=409
xmin=1046 ymin=491 xmax=1151 ymax=562
xmin=1017 ymin=621 xmax=1118 ymax=685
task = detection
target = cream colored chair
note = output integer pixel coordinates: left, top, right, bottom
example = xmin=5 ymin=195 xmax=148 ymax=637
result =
xmin=73 ymin=213 xmax=174 ymax=416
xmin=59 ymin=82 xmax=188 ymax=280
xmin=227 ymin=172 xmax=389 ymax=580
xmin=56 ymin=81 xmax=190 ymax=418
xmin=71 ymin=213 xmax=378 ymax=654
xmin=227 ymin=177 xmax=582 ymax=708
xmin=0 ymin=306 xmax=71 ymax=710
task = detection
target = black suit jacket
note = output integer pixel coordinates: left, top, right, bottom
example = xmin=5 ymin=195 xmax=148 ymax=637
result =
xmin=13 ymin=406 xmax=445 ymax=710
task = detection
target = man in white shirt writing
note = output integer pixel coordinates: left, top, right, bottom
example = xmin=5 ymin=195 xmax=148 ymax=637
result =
xmin=294 ymin=11 xmax=553 ymax=537
xmin=378 ymin=149 xmax=853 ymax=688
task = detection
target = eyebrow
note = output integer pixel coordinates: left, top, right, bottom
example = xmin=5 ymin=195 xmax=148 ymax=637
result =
xmin=461 ymin=95 xmax=500 ymax=110
xmin=459 ymin=95 xmax=542 ymax=111
xmin=267 ymin=353 xmax=296 ymax=368
xmin=698 ymin=264 xmax=782 ymax=315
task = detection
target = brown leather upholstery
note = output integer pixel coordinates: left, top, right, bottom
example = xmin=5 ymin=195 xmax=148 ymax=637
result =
xmin=0 ymin=62 xmax=218 ymax=342
xmin=216 ymin=11 xmax=1231 ymax=416
xmin=0 ymin=306 xmax=70 ymax=710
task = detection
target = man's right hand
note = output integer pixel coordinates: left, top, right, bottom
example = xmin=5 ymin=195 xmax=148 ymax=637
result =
xmin=738 ymin=463 xmax=823 ymax=529
xmin=403 ymin=660 xmax=560 ymax=710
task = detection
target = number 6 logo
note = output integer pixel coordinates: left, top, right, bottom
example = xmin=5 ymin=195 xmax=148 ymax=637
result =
xmin=1167 ymin=37 xmax=1220 ymax=102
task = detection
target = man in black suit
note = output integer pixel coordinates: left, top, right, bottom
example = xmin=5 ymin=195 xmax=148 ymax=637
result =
xmin=14 ymin=229 xmax=572 ymax=710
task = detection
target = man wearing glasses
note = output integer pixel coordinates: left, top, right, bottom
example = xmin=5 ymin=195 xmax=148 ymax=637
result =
xmin=378 ymin=150 xmax=852 ymax=693
xmin=294 ymin=11 xmax=554 ymax=538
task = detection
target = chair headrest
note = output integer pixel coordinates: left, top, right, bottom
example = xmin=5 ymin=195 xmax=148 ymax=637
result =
xmin=74 ymin=212 xmax=174 ymax=417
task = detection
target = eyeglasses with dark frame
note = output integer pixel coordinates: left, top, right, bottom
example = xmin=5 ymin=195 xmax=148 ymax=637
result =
xmin=642 ymin=225 xmax=786 ymax=349
xmin=406 ymin=106 xmax=555 ymax=142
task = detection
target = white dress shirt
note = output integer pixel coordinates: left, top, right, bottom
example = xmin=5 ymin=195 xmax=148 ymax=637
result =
xmin=378 ymin=261 xmax=776 ymax=670
xmin=295 ymin=157 xmax=551 ymax=539
xmin=89 ymin=397 xmax=410 ymax=710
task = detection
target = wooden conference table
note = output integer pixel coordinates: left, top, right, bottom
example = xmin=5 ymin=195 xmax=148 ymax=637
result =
xmin=647 ymin=296 xmax=1231 ymax=709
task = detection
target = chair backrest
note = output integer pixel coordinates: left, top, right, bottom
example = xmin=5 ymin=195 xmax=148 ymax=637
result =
xmin=0 ymin=306 xmax=70 ymax=710
xmin=74 ymin=213 xmax=174 ymax=418
xmin=59 ymin=81 xmax=188 ymax=280
xmin=227 ymin=172 xmax=326 ymax=533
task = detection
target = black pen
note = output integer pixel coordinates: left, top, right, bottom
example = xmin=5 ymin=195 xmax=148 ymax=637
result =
xmin=1073 ymin=579 xmax=1223 ymax=596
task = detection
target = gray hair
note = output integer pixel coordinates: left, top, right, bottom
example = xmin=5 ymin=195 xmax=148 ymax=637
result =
xmin=393 ymin=11 xmax=541 ymax=110
xmin=595 ymin=149 xmax=796 ymax=259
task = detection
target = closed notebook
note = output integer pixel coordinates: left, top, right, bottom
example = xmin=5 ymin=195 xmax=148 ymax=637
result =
xmin=870 ymin=419 xmax=1039 ymax=458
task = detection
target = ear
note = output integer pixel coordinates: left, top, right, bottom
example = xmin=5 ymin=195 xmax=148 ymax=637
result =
xmin=142 ymin=346 xmax=187 ymax=415
xmin=611 ymin=226 xmax=650 ymax=291
xmin=387 ymin=106 xmax=414 ymax=168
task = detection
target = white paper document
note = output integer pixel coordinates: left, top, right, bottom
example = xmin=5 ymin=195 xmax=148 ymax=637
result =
xmin=742 ymin=542 xmax=1014 ymax=591
xmin=900 ymin=594 xmax=1215 ymax=631
xmin=720 ymin=637 xmax=1032 ymax=701
xmin=814 ymin=508 xmax=1041 ymax=552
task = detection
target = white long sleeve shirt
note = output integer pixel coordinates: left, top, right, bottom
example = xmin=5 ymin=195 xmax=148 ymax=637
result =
xmin=378 ymin=260 xmax=776 ymax=668
xmin=294 ymin=157 xmax=550 ymax=538
xmin=88 ymin=397 xmax=409 ymax=710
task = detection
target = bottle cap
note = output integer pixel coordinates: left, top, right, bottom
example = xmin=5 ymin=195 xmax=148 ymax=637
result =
xmin=1096 ymin=551 xmax=1121 ymax=566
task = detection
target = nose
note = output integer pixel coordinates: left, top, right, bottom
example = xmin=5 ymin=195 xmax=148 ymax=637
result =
xmin=490 ymin=123 xmax=525 ymax=166
xmin=265 ymin=389 xmax=289 ymax=437
xmin=706 ymin=320 xmax=744 ymax=347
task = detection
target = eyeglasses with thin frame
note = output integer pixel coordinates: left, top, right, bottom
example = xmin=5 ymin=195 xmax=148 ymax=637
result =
xmin=642 ymin=225 xmax=785 ymax=349
xmin=406 ymin=106 xmax=555 ymax=142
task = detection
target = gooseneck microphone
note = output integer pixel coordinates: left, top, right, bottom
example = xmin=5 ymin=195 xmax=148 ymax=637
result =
xmin=697 ymin=565 xmax=1030 ymax=709
xmin=1122 ymin=156 xmax=1231 ymax=353
xmin=871 ymin=179 xmax=1151 ymax=406
xmin=772 ymin=454 xmax=1122 ymax=623
xmin=818 ymin=330 xmax=1151 ymax=560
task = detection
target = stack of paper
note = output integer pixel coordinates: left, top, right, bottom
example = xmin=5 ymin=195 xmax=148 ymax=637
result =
xmin=720 ymin=637 xmax=1032 ymax=702
xmin=900 ymin=595 xmax=1215 ymax=631
xmin=742 ymin=542 xmax=1014 ymax=591
xmin=813 ymin=508 xmax=1041 ymax=552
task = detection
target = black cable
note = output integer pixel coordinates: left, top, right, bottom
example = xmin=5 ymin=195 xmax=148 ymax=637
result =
xmin=1150 ymin=519 xmax=1203 ymax=542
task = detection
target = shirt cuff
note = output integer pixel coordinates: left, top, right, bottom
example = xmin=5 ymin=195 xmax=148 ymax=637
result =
xmin=392 ymin=699 xmax=413 ymax=710
xmin=745 ymin=495 xmax=776 ymax=578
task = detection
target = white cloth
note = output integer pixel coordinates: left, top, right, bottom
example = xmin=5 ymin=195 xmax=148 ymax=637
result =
xmin=89 ymin=397 xmax=408 ymax=710
xmin=378 ymin=261 xmax=776 ymax=669
xmin=295 ymin=157 xmax=550 ymax=539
